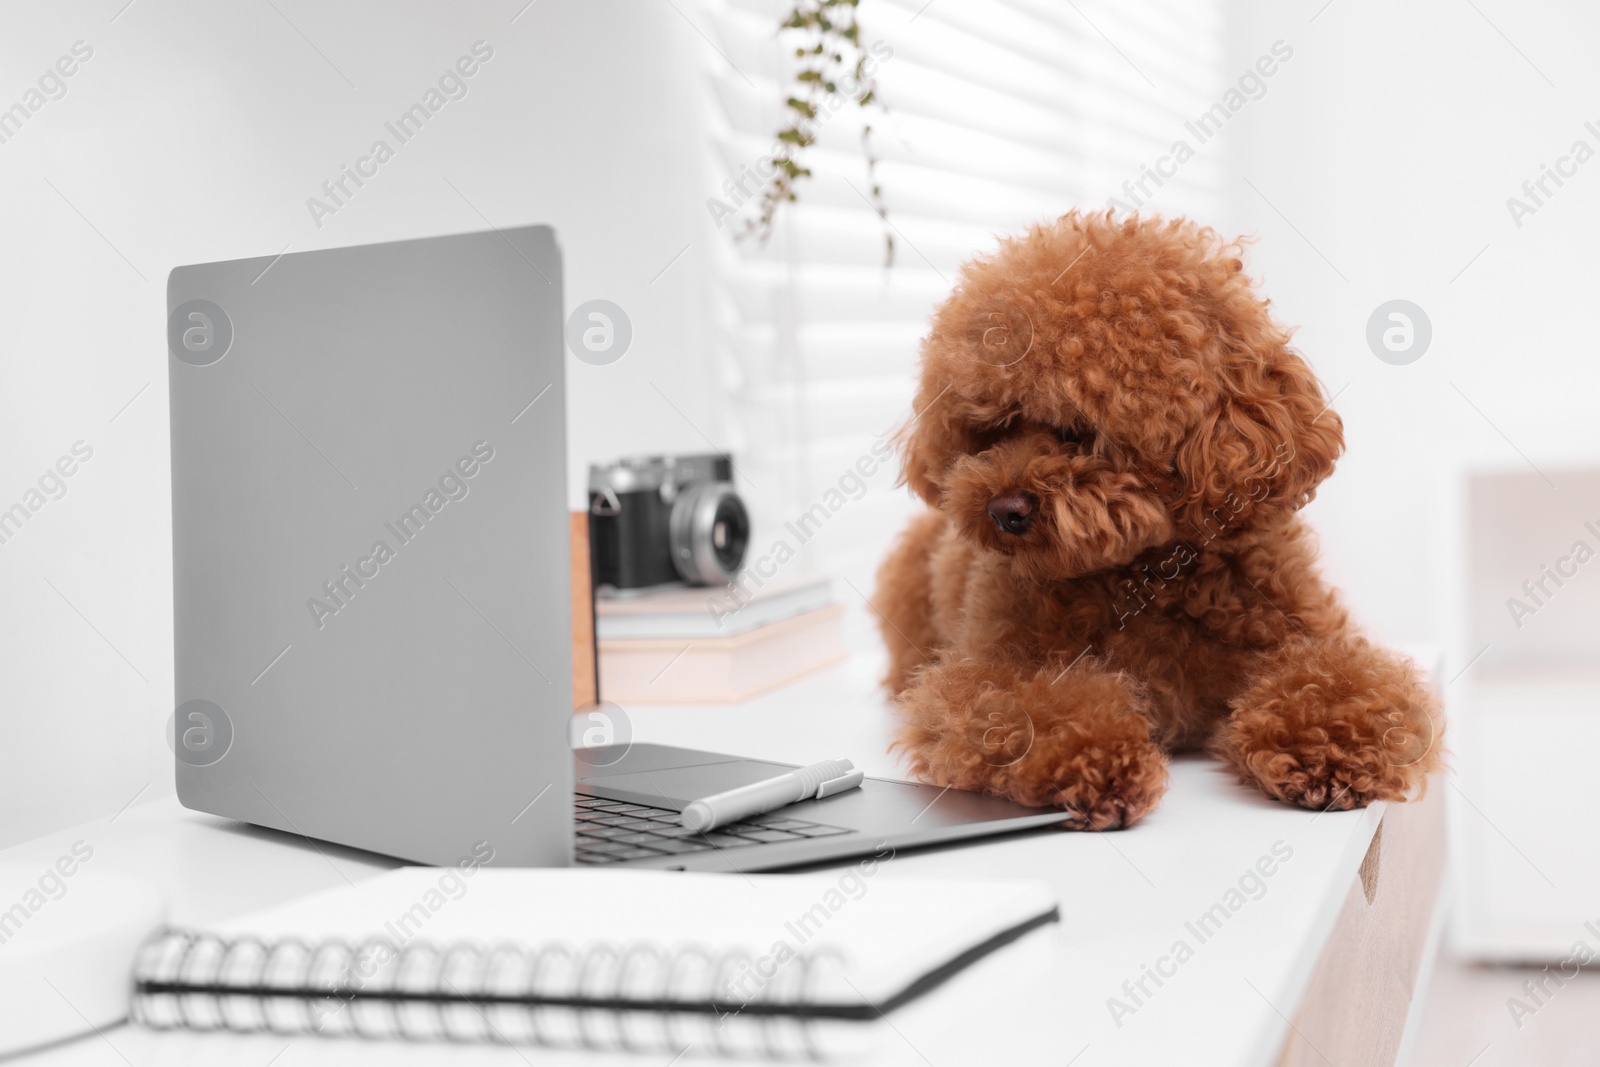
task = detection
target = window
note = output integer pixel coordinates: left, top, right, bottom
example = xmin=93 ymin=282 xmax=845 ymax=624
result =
xmin=697 ymin=0 xmax=1227 ymax=627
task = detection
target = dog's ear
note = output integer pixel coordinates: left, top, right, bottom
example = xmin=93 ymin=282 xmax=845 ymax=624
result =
xmin=1173 ymin=342 xmax=1343 ymax=534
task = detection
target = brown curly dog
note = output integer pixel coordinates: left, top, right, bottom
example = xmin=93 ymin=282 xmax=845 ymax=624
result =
xmin=874 ymin=211 xmax=1442 ymax=830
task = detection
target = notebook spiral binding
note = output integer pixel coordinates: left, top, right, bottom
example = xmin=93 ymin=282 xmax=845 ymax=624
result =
xmin=131 ymin=926 xmax=843 ymax=1058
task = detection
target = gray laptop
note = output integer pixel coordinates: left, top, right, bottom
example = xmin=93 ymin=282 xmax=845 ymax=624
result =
xmin=168 ymin=226 xmax=1070 ymax=872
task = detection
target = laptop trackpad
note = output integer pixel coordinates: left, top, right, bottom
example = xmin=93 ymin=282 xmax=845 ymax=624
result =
xmin=578 ymin=760 xmax=796 ymax=810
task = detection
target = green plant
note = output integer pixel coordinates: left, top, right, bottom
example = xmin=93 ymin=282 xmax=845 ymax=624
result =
xmin=742 ymin=0 xmax=894 ymax=266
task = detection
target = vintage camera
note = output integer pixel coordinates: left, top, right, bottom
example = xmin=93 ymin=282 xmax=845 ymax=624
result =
xmin=588 ymin=454 xmax=750 ymax=589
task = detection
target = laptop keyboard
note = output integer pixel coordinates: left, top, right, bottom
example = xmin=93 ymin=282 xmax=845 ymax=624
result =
xmin=573 ymin=791 xmax=852 ymax=864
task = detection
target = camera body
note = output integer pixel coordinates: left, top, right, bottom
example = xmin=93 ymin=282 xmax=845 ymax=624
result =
xmin=588 ymin=454 xmax=750 ymax=590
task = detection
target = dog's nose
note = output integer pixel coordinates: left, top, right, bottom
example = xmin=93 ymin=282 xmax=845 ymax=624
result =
xmin=987 ymin=493 xmax=1035 ymax=535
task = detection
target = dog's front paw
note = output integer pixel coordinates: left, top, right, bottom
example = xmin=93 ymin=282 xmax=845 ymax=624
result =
xmin=1220 ymin=719 xmax=1400 ymax=810
xmin=894 ymin=657 xmax=1170 ymax=830
xmin=1215 ymin=635 xmax=1443 ymax=810
xmin=1025 ymin=723 xmax=1169 ymax=832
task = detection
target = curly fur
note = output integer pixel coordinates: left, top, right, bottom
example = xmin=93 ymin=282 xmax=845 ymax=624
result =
xmin=875 ymin=211 xmax=1442 ymax=829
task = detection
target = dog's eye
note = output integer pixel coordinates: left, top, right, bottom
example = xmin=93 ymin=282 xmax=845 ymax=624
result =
xmin=970 ymin=412 xmax=1021 ymax=452
xmin=1056 ymin=422 xmax=1095 ymax=448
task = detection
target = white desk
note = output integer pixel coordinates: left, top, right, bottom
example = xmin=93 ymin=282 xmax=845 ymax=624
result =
xmin=2 ymin=654 xmax=1442 ymax=1066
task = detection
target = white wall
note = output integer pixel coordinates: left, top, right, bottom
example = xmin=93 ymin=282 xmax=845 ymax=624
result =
xmin=0 ymin=0 xmax=725 ymax=847
xmin=1222 ymin=0 xmax=1600 ymax=650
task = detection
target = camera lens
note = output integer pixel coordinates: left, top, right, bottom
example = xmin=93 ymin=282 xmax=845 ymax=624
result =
xmin=669 ymin=482 xmax=749 ymax=585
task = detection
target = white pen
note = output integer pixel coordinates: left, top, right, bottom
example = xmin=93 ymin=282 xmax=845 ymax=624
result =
xmin=680 ymin=757 xmax=865 ymax=833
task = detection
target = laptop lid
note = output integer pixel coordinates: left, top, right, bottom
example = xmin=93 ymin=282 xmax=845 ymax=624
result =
xmin=168 ymin=226 xmax=571 ymax=867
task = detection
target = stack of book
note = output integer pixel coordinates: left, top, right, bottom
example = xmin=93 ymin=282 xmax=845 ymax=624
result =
xmin=595 ymin=575 xmax=843 ymax=702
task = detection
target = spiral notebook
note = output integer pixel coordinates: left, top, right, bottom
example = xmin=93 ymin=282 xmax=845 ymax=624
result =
xmin=131 ymin=867 xmax=1058 ymax=1058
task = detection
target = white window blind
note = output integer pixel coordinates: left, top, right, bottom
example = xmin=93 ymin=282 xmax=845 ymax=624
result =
xmin=696 ymin=0 xmax=1227 ymax=620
